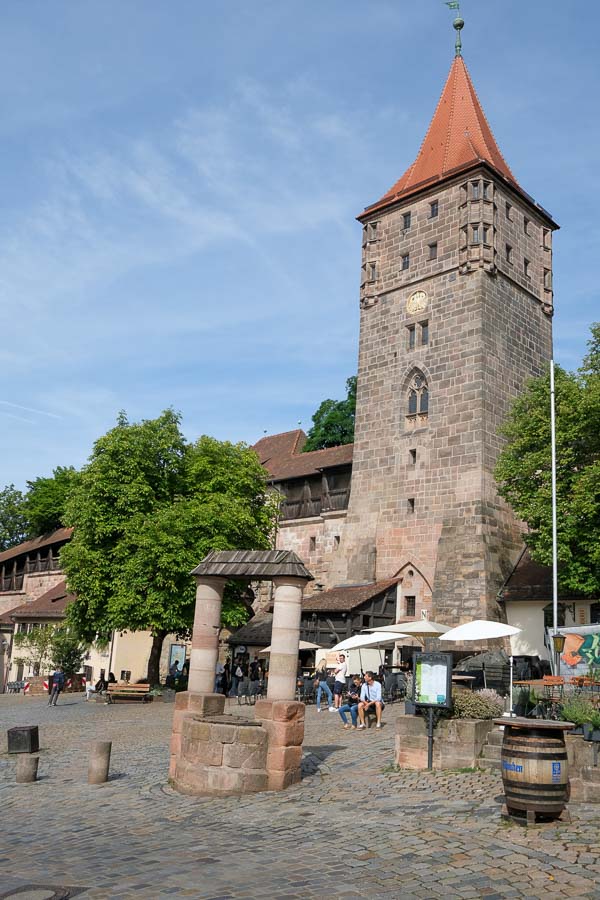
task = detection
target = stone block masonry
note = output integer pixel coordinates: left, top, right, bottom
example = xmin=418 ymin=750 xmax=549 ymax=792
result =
xmin=329 ymin=168 xmax=554 ymax=625
xmin=172 ymin=715 xmax=268 ymax=797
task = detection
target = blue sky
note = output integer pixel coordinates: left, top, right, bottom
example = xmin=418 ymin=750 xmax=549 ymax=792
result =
xmin=1 ymin=1 xmax=598 ymax=489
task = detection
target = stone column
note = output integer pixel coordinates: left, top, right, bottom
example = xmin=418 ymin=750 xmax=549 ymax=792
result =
xmin=267 ymin=577 xmax=305 ymax=702
xmin=170 ymin=575 xmax=227 ymax=780
xmin=188 ymin=576 xmax=227 ymax=694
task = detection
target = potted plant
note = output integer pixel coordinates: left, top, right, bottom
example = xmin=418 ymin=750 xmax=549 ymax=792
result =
xmin=560 ymin=696 xmax=597 ymax=738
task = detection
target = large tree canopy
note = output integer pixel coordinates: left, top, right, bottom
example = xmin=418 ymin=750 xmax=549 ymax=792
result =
xmin=0 ymin=467 xmax=79 ymax=548
xmin=303 ymin=375 xmax=357 ymax=452
xmin=23 ymin=466 xmax=79 ymax=536
xmin=0 ymin=484 xmax=27 ymax=550
xmin=495 ymin=324 xmax=600 ymax=597
xmin=61 ymin=410 xmax=278 ymax=683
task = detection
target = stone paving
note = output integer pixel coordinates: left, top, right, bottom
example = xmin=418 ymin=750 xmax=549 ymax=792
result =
xmin=1 ymin=694 xmax=600 ymax=899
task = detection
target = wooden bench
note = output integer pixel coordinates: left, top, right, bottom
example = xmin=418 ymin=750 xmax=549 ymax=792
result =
xmin=106 ymin=683 xmax=152 ymax=704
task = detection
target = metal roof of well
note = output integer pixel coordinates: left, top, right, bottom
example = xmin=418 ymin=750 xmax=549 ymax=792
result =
xmin=191 ymin=550 xmax=313 ymax=581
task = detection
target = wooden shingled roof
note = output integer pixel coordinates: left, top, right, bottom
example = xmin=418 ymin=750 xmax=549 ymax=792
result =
xmin=0 ymin=527 xmax=73 ymax=565
xmin=191 ymin=550 xmax=313 ymax=581
xmin=302 ymin=579 xmax=398 ymax=612
xmin=227 ymin=612 xmax=273 ymax=647
xmin=253 ymin=428 xmax=353 ymax=482
xmin=7 ymin=580 xmax=74 ymax=620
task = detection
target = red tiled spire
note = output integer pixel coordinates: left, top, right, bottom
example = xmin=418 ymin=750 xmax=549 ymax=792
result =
xmin=364 ymin=57 xmax=520 ymax=215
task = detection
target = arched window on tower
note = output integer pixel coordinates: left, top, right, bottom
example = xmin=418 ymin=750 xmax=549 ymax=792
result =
xmin=406 ymin=371 xmax=429 ymax=428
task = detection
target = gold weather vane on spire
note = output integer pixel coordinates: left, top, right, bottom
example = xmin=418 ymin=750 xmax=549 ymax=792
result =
xmin=445 ymin=1 xmax=464 ymax=57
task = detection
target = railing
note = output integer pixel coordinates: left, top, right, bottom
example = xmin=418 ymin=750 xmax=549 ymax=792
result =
xmin=280 ymin=488 xmax=350 ymax=520
xmin=0 ymin=574 xmax=24 ymax=593
xmin=24 ymin=557 xmax=61 ymax=574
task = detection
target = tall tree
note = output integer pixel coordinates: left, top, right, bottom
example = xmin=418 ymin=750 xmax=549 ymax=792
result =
xmin=61 ymin=411 xmax=278 ymax=684
xmin=303 ymin=376 xmax=357 ymax=451
xmin=23 ymin=466 xmax=79 ymax=536
xmin=0 ymin=484 xmax=27 ymax=550
xmin=495 ymin=324 xmax=600 ymax=596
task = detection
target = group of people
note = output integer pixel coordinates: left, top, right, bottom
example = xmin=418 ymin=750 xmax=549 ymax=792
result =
xmin=313 ymin=655 xmax=384 ymax=729
xmin=214 ymin=655 xmax=265 ymax=696
xmin=84 ymin=670 xmax=117 ymax=702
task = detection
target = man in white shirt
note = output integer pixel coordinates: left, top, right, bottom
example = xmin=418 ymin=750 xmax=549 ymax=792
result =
xmin=358 ymin=671 xmax=384 ymax=728
xmin=333 ymin=654 xmax=348 ymax=709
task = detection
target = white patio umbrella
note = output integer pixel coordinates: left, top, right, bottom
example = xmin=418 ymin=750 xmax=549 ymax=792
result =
xmin=439 ymin=621 xmax=521 ymax=642
xmin=331 ymin=631 xmax=404 ymax=673
xmin=332 ymin=632 xmax=405 ymax=651
xmin=260 ymin=640 xmax=322 ymax=652
xmin=367 ymin=620 xmax=451 ymax=646
xmin=440 ymin=620 xmax=522 ymax=714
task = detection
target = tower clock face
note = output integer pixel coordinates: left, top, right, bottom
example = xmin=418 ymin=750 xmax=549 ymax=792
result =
xmin=407 ymin=290 xmax=428 ymax=314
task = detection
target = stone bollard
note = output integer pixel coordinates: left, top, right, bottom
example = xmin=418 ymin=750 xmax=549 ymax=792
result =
xmin=88 ymin=740 xmax=112 ymax=784
xmin=16 ymin=755 xmax=39 ymax=783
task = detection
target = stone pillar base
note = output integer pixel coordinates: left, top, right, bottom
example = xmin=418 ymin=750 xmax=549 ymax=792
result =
xmin=255 ymin=699 xmax=305 ymax=790
xmin=169 ymin=691 xmax=225 ymax=779
xmin=172 ymin=714 xmax=268 ymax=797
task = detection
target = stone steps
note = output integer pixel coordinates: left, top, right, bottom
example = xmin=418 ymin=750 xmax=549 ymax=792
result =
xmin=478 ymin=727 xmax=503 ymax=770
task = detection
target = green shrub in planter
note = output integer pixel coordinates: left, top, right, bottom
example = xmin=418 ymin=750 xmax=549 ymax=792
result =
xmin=451 ymin=689 xmax=504 ymax=720
xmin=560 ymin=697 xmax=597 ymax=727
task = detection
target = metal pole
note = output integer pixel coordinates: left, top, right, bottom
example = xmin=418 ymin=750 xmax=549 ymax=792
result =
xmin=509 ymin=655 xmax=514 ymax=717
xmin=550 ymin=360 xmax=560 ymax=675
xmin=427 ymin=707 xmax=434 ymax=770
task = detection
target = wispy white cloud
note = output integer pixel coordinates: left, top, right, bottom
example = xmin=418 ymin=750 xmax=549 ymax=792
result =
xmin=0 ymin=400 xmax=62 ymax=419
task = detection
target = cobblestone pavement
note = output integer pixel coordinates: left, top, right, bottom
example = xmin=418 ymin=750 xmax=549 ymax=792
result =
xmin=1 ymin=694 xmax=600 ymax=899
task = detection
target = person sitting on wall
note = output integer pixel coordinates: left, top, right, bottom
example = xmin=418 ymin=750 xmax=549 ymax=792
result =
xmin=338 ymin=675 xmax=363 ymax=729
xmin=357 ymin=671 xmax=384 ymax=729
xmin=85 ymin=672 xmax=108 ymax=701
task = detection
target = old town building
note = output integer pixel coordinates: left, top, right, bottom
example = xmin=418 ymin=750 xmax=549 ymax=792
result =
xmin=258 ymin=50 xmax=562 ymax=638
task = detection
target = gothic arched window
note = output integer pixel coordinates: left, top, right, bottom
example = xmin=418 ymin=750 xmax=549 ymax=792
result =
xmin=406 ymin=371 xmax=429 ymax=427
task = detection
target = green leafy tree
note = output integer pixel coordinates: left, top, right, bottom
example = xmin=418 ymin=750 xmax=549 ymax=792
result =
xmin=49 ymin=627 xmax=87 ymax=676
xmin=13 ymin=625 xmax=55 ymax=675
xmin=0 ymin=484 xmax=27 ymax=550
xmin=62 ymin=411 xmax=278 ymax=684
xmin=23 ymin=466 xmax=79 ymax=537
xmin=303 ymin=376 xmax=357 ymax=452
xmin=495 ymin=324 xmax=600 ymax=596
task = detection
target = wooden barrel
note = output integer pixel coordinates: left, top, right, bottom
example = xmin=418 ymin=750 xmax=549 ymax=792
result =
xmin=493 ymin=718 xmax=573 ymax=819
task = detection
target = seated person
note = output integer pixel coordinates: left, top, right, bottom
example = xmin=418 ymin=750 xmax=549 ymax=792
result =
xmin=338 ymin=675 xmax=362 ymax=729
xmin=86 ymin=673 xmax=108 ymax=701
xmin=358 ymin=670 xmax=384 ymax=729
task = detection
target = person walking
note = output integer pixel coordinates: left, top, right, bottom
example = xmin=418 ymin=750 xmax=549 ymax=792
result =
xmin=313 ymin=659 xmax=334 ymax=713
xmin=48 ymin=666 xmax=65 ymax=707
xmin=333 ymin=653 xmax=349 ymax=709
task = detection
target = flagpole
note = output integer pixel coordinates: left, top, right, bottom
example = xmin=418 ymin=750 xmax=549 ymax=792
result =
xmin=550 ymin=359 xmax=560 ymax=674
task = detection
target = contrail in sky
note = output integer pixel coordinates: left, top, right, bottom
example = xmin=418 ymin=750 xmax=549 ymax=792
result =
xmin=0 ymin=400 xmax=62 ymax=420
xmin=0 ymin=410 xmax=36 ymax=424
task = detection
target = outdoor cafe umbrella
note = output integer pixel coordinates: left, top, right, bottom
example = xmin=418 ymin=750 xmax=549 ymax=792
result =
xmin=331 ymin=631 xmax=406 ymax=673
xmin=260 ymin=640 xmax=322 ymax=653
xmin=366 ymin=620 xmax=451 ymax=646
xmin=438 ymin=620 xmax=521 ymax=643
xmin=439 ymin=620 xmax=522 ymax=713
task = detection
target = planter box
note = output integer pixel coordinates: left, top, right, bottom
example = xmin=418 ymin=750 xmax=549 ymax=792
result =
xmin=395 ymin=716 xmax=493 ymax=770
xmin=566 ymin=734 xmax=600 ymax=803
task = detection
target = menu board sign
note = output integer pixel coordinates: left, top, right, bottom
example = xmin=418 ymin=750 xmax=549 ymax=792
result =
xmin=413 ymin=651 xmax=452 ymax=709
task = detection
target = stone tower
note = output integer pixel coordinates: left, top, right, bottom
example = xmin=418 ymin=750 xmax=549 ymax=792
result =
xmin=331 ymin=53 xmax=558 ymax=624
